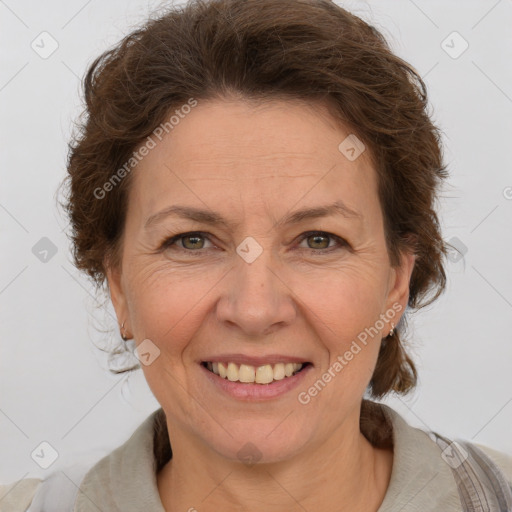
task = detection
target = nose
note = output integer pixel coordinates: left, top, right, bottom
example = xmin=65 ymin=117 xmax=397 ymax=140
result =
xmin=216 ymin=251 xmax=297 ymax=337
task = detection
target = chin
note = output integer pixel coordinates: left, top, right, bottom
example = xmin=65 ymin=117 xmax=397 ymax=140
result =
xmin=203 ymin=421 xmax=312 ymax=465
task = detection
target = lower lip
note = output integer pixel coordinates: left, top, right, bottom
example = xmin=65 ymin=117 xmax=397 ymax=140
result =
xmin=200 ymin=363 xmax=313 ymax=401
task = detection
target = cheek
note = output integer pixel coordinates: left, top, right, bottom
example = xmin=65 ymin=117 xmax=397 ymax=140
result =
xmin=124 ymin=268 xmax=218 ymax=407
xmin=125 ymin=246 xmax=390 ymax=363
xmin=297 ymin=263 xmax=387 ymax=330
xmin=125 ymin=263 xmax=220 ymax=351
xmin=292 ymin=266 xmax=387 ymax=372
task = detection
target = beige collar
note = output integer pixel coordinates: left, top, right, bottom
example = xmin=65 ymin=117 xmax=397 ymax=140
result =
xmin=75 ymin=401 xmax=461 ymax=511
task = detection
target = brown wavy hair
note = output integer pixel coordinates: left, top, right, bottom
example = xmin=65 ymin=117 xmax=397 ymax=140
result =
xmin=62 ymin=0 xmax=448 ymax=402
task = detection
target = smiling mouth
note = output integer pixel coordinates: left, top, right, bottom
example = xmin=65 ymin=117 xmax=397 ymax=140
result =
xmin=201 ymin=361 xmax=311 ymax=384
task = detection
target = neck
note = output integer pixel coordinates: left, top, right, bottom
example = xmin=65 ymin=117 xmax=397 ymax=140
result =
xmin=157 ymin=411 xmax=393 ymax=512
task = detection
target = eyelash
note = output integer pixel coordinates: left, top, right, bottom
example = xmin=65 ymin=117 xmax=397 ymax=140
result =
xmin=159 ymin=231 xmax=348 ymax=255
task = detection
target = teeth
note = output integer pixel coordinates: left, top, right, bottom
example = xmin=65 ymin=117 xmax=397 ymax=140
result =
xmin=255 ymin=365 xmax=273 ymax=384
xmin=227 ymin=362 xmax=239 ymax=382
xmin=205 ymin=361 xmax=305 ymax=384
xmin=273 ymin=363 xmax=285 ymax=380
xmin=239 ymin=364 xmax=256 ymax=383
xmin=218 ymin=362 xmax=227 ymax=378
xmin=284 ymin=363 xmax=294 ymax=377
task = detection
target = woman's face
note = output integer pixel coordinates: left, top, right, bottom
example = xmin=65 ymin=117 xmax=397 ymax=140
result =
xmin=108 ymin=99 xmax=414 ymax=463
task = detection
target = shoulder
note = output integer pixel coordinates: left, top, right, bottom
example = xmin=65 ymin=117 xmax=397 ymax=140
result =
xmin=1 ymin=462 xmax=100 ymax=512
xmin=0 ymin=478 xmax=42 ymax=511
xmin=372 ymin=402 xmax=512 ymax=511
xmin=472 ymin=442 xmax=512 ymax=484
xmin=0 ymin=410 xmax=163 ymax=512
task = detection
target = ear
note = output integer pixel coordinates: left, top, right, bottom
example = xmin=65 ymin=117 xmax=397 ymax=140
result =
xmin=383 ymin=249 xmax=416 ymax=327
xmin=105 ymin=263 xmax=131 ymax=336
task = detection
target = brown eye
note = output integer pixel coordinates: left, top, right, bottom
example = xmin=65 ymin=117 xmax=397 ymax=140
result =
xmin=297 ymin=231 xmax=348 ymax=254
xmin=181 ymin=234 xmax=205 ymax=250
xmin=160 ymin=232 xmax=213 ymax=252
xmin=306 ymin=233 xmax=330 ymax=249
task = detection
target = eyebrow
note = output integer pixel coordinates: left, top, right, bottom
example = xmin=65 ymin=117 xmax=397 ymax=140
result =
xmin=144 ymin=200 xmax=362 ymax=230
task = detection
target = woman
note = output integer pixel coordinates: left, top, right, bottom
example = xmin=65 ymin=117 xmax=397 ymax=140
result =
xmin=2 ymin=0 xmax=511 ymax=510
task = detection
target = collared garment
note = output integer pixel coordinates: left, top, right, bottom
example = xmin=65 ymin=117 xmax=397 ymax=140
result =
xmin=1 ymin=401 xmax=511 ymax=511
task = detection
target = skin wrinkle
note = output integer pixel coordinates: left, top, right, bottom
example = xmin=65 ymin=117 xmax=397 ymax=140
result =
xmin=106 ymin=99 xmax=415 ymax=511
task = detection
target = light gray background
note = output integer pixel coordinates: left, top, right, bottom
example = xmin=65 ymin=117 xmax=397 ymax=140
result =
xmin=1 ymin=0 xmax=511 ymax=484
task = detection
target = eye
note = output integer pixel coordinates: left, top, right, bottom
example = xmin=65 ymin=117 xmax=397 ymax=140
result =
xmin=297 ymin=231 xmax=347 ymax=253
xmin=159 ymin=230 xmax=348 ymax=256
xmin=160 ymin=231 xmax=214 ymax=252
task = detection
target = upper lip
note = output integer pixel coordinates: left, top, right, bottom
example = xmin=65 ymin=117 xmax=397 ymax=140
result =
xmin=200 ymin=354 xmax=311 ymax=366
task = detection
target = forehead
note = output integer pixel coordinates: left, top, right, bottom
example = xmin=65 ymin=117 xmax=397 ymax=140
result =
xmin=130 ymin=98 xmax=379 ymax=219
